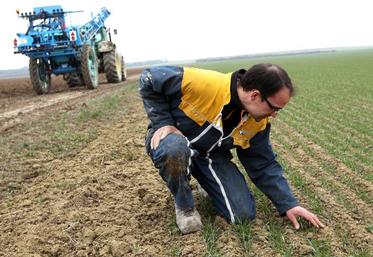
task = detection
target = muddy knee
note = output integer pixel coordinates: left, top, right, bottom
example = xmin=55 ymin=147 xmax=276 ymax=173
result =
xmin=152 ymin=133 xmax=191 ymax=176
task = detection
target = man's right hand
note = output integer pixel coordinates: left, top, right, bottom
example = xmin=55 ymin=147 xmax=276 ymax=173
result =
xmin=151 ymin=125 xmax=183 ymax=150
xmin=286 ymin=206 xmax=325 ymax=230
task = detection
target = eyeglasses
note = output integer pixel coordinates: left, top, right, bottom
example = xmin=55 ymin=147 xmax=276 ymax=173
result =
xmin=262 ymin=95 xmax=282 ymax=112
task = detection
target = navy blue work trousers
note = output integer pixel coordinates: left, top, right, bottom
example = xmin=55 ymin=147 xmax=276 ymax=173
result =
xmin=146 ymin=131 xmax=256 ymax=223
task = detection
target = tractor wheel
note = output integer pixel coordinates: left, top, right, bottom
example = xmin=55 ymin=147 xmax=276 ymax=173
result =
xmin=29 ymin=58 xmax=51 ymax=95
xmin=103 ymin=49 xmax=122 ymax=83
xmin=121 ymin=56 xmax=127 ymax=81
xmin=81 ymin=45 xmax=99 ymax=89
xmin=66 ymin=73 xmax=84 ymax=87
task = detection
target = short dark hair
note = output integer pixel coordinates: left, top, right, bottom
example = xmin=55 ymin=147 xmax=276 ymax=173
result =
xmin=239 ymin=63 xmax=294 ymax=97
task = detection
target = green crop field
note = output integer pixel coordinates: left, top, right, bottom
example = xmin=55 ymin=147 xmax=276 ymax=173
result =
xmin=191 ymin=50 xmax=373 ymax=256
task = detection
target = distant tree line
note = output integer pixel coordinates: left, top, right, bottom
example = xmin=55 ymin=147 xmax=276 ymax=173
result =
xmin=196 ymin=50 xmax=336 ymax=63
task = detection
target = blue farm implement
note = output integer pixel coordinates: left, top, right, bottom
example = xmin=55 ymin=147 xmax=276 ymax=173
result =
xmin=14 ymin=5 xmax=126 ymax=94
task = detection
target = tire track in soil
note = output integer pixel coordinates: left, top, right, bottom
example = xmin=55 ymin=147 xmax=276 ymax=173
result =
xmin=271 ymin=123 xmax=373 ymax=254
xmin=0 ymin=76 xmax=139 ymax=133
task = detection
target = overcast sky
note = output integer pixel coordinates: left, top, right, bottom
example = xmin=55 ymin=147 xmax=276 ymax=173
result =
xmin=1 ymin=0 xmax=373 ymax=70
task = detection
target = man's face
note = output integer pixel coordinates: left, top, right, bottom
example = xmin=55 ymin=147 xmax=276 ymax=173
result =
xmin=237 ymin=85 xmax=291 ymax=121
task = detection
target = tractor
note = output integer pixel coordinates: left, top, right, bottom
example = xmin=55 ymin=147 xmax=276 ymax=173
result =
xmin=14 ymin=5 xmax=126 ymax=94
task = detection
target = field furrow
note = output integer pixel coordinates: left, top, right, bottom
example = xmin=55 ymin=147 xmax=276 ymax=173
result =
xmin=273 ymin=128 xmax=372 ymax=215
xmin=271 ymin=141 xmax=373 ymax=254
xmin=287 ymin=97 xmax=372 ymax=141
xmin=280 ymin=108 xmax=372 ymax=178
xmin=273 ymin=120 xmax=373 ymax=203
xmin=283 ymin=105 xmax=372 ymax=158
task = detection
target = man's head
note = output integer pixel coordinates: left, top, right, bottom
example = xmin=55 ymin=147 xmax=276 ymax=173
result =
xmin=237 ymin=63 xmax=294 ymax=121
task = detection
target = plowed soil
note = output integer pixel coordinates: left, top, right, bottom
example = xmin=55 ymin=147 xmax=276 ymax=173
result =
xmin=0 ymin=70 xmax=372 ymax=257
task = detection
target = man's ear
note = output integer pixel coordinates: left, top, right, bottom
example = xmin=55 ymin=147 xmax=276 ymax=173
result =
xmin=250 ymin=90 xmax=261 ymax=100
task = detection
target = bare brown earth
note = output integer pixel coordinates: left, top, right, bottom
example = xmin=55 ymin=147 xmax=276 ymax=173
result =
xmin=0 ymin=72 xmax=372 ymax=256
xmin=0 ymin=71 xmax=207 ymax=257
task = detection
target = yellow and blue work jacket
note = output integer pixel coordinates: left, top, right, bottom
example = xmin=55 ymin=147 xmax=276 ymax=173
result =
xmin=139 ymin=66 xmax=298 ymax=215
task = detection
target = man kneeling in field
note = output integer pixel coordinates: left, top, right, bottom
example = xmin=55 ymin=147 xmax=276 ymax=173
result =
xmin=139 ymin=64 xmax=325 ymax=234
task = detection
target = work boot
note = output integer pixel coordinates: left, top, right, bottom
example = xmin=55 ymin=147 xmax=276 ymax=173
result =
xmin=175 ymin=205 xmax=203 ymax=234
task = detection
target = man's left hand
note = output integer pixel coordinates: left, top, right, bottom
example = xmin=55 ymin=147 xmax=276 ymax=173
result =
xmin=286 ymin=206 xmax=325 ymax=230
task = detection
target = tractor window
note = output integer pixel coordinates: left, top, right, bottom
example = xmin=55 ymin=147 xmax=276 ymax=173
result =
xmin=31 ymin=19 xmax=51 ymax=32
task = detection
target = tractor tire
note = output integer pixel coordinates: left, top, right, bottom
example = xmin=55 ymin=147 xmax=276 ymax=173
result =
xmin=66 ymin=73 xmax=84 ymax=87
xmin=81 ymin=45 xmax=99 ymax=89
xmin=29 ymin=58 xmax=51 ymax=95
xmin=103 ymin=49 xmax=122 ymax=83
xmin=121 ymin=56 xmax=127 ymax=81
